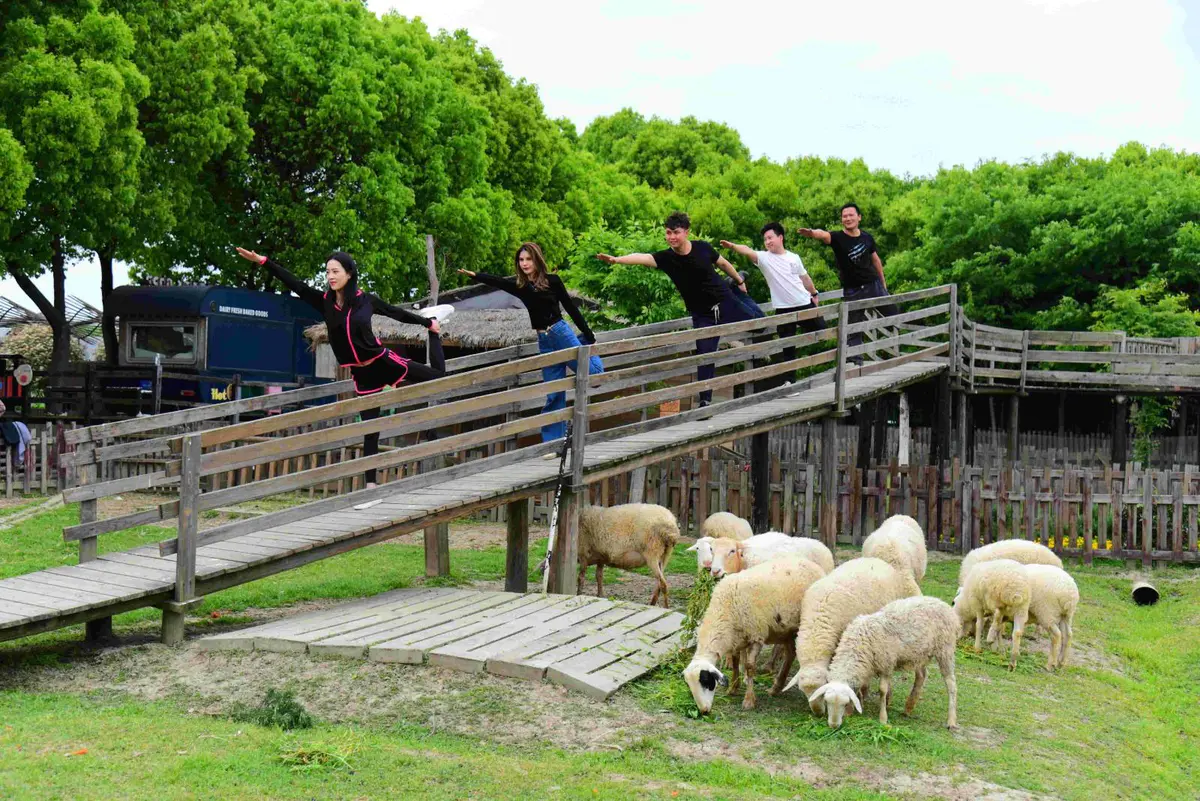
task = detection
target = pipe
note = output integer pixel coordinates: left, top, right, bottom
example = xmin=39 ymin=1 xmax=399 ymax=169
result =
xmin=1131 ymin=581 xmax=1159 ymax=606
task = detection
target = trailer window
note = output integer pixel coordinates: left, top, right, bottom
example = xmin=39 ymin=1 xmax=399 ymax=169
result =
xmin=128 ymin=323 xmax=198 ymax=364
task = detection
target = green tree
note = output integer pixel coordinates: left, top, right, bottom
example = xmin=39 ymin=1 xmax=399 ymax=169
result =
xmin=0 ymin=1 xmax=147 ymax=371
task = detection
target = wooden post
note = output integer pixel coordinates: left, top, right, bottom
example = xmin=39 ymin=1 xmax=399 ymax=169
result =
xmin=1007 ymin=394 xmax=1021 ymax=465
xmin=872 ymin=396 xmax=888 ymax=464
xmin=948 ymin=283 xmax=959 ymax=379
xmin=936 ymin=373 xmax=952 ymax=466
xmin=820 ymin=415 xmax=838 ymax=549
xmin=835 ymin=301 xmax=849 ymax=414
xmin=898 ymin=392 xmax=911 ymax=467
xmin=504 ymin=497 xmax=529 ymax=592
xmin=162 ymin=432 xmax=201 ymax=645
xmin=1018 ymin=329 xmax=1030 ymax=394
xmin=1176 ymin=396 xmax=1188 ymax=463
xmin=628 ymin=466 xmax=647 ymax=504
xmin=152 ymin=355 xmax=163 ymax=416
xmin=74 ymin=442 xmax=113 ymax=643
xmin=750 ymin=430 xmax=770 ymax=533
xmin=856 ymin=401 xmax=873 ymax=471
xmin=955 ymin=390 xmax=968 ymax=468
xmin=424 ymin=523 xmax=450 ymax=578
xmin=1113 ymin=395 xmax=1128 ymax=467
xmin=548 ymin=345 xmax=591 ymax=595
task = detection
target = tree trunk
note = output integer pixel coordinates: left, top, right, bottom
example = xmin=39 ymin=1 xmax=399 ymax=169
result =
xmin=98 ymin=244 xmax=119 ymax=365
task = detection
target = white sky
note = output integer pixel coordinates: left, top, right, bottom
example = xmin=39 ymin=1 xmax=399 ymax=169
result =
xmin=8 ymin=0 xmax=1197 ymax=312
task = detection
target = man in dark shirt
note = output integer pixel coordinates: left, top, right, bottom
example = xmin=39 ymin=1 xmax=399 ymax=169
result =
xmin=797 ymin=203 xmax=896 ymax=356
xmin=597 ymin=211 xmax=764 ymax=406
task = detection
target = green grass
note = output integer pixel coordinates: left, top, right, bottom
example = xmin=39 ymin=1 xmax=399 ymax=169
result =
xmin=1 ymin=503 xmax=1197 ymax=799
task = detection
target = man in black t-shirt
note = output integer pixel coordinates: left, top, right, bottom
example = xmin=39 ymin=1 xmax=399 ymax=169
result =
xmin=597 ymin=211 xmax=764 ymax=406
xmin=797 ymin=203 xmax=897 ymax=355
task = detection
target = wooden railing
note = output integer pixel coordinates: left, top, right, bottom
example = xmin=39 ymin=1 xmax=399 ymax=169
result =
xmin=60 ymin=284 xmax=953 ymax=602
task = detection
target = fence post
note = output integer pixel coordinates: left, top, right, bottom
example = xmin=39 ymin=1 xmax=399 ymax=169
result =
xmin=820 ymin=415 xmax=839 ymax=549
xmin=948 ymin=284 xmax=959 ymax=379
xmin=835 ymin=301 xmax=849 ymax=414
xmin=161 ymin=432 xmax=201 ymax=645
xmin=74 ymin=442 xmax=113 ymax=642
xmin=505 ymin=498 xmax=529 ymax=593
xmin=548 ymin=345 xmax=591 ymax=595
xmin=1018 ymin=329 xmax=1030 ymax=394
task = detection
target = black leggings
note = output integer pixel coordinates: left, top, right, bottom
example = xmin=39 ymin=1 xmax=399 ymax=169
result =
xmin=361 ymin=334 xmax=446 ymax=484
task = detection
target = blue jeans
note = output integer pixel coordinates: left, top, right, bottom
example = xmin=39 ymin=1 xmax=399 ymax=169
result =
xmin=538 ymin=320 xmax=604 ymax=442
xmin=692 ymin=290 xmax=765 ymax=405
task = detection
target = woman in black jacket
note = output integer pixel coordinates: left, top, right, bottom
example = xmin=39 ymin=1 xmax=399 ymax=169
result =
xmin=458 ymin=242 xmax=603 ymax=442
xmin=236 ymin=247 xmax=448 ymax=487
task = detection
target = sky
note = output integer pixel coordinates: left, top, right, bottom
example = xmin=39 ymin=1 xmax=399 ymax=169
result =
xmin=6 ymin=0 xmax=1197 ymax=312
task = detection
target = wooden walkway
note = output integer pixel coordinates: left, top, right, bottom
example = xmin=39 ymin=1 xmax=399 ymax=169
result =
xmin=0 ymin=360 xmax=941 ymax=643
xmin=196 ymin=588 xmax=685 ymax=700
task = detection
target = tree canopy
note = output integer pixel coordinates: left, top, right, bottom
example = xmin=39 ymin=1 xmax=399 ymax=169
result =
xmin=2 ymin=0 xmax=1199 ymax=372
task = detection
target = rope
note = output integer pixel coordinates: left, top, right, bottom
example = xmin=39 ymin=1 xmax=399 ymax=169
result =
xmin=537 ymin=419 xmax=574 ymax=593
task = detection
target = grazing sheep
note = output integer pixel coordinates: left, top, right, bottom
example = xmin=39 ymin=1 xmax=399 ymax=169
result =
xmin=683 ymin=556 xmax=825 ymax=712
xmin=957 ymin=540 xmax=1063 ymax=586
xmin=807 ymin=596 xmax=959 ymax=729
xmin=1021 ymin=565 xmax=1079 ymax=670
xmin=686 ymin=513 xmax=753 ymax=570
xmin=577 ymin=503 xmax=680 ymax=608
xmin=704 ymin=531 xmax=836 ymax=577
xmin=953 ymin=558 xmax=1031 ymax=669
xmin=701 ymin=511 xmax=753 ymax=540
xmin=862 ymin=514 xmax=928 ymax=585
xmin=783 ymin=557 xmax=923 ymax=713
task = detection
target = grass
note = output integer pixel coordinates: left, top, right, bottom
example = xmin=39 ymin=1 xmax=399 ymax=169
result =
xmin=1 ymin=501 xmax=1198 ymax=799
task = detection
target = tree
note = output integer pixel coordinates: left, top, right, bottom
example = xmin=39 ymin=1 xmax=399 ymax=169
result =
xmin=0 ymin=1 xmax=147 ymax=370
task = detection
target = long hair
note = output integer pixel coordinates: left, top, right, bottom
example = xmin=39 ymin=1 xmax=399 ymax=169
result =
xmin=327 ymin=251 xmax=363 ymax=306
xmin=514 ymin=242 xmax=551 ymax=291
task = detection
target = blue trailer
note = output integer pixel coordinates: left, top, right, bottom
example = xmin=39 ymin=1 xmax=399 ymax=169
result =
xmin=108 ymin=284 xmax=327 ymax=404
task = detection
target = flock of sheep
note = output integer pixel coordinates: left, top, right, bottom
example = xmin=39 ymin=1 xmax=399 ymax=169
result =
xmin=573 ymin=505 xmax=1080 ymax=729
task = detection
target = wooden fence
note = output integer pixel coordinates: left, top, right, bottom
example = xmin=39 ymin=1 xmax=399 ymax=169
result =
xmin=486 ymin=454 xmax=1198 ymax=566
xmin=0 ymin=423 xmax=65 ymax=497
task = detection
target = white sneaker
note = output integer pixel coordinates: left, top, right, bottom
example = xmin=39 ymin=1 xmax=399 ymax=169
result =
xmin=418 ymin=303 xmax=455 ymax=323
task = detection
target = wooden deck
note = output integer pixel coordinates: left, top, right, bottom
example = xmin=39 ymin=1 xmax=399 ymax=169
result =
xmin=195 ymin=588 xmax=685 ymax=700
xmin=0 ymin=359 xmax=942 ymax=644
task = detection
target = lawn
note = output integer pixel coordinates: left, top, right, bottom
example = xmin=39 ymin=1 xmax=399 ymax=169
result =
xmin=0 ymin=499 xmax=1197 ymax=800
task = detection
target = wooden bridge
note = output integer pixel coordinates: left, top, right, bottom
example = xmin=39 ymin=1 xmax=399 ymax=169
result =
xmin=1 ymin=282 xmax=1197 ymax=652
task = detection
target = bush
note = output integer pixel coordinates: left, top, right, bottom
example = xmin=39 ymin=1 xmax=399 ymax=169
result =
xmin=230 ymin=688 xmax=315 ymax=730
xmin=0 ymin=324 xmax=85 ymax=370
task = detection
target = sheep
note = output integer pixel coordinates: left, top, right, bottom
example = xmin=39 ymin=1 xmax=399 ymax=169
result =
xmin=703 ymin=531 xmax=836 ymax=577
xmin=686 ymin=513 xmax=753 ymax=570
xmin=683 ymin=555 xmax=826 ymax=712
xmin=957 ymin=539 xmax=1063 ymax=587
xmin=577 ymin=503 xmax=680 ymax=608
xmin=862 ymin=514 xmax=928 ymax=584
xmin=952 ymin=558 xmax=1031 ymax=669
xmin=806 ymin=596 xmax=959 ymax=729
xmin=782 ymin=556 xmax=923 ymax=713
xmin=1021 ymin=565 xmax=1079 ymax=670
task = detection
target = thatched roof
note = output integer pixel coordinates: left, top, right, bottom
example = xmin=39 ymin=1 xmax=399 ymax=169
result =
xmin=303 ymin=282 xmax=602 ymax=350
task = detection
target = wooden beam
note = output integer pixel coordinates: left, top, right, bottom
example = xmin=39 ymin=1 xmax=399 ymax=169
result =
xmin=750 ymin=431 xmax=770 ymax=533
xmin=504 ymin=499 xmax=529 ymax=593
xmin=820 ymin=415 xmax=838 ymax=549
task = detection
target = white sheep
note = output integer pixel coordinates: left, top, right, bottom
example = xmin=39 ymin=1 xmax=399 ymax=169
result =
xmin=683 ymin=555 xmax=826 ymax=712
xmin=957 ymin=539 xmax=1063 ymax=587
xmin=702 ymin=531 xmax=836 ymax=577
xmin=862 ymin=514 xmax=928 ymax=584
xmin=686 ymin=512 xmax=753 ymax=570
xmin=805 ymin=596 xmax=960 ymax=729
xmin=953 ymin=558 xmax=1031 ymax=669
xmin=577 ymin=503 xmax=680 ymax=608
xmin=1021 ymin=565 xmax=1079 ymax=670
xmin=783 ymin=556 xmax=923 ymax=713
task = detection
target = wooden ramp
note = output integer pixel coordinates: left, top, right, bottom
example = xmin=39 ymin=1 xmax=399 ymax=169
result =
xmin=197 ymin=588 xmax=685 ymax=700
xmin=0 ymin=360 xmax=941 ymax=643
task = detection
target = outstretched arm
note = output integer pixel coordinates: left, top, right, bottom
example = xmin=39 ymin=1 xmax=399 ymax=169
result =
xmin=800 ymin=273 xmax=820 ymax=302
xmin=368 ymin=294 xmax=435 ymax=331
xmin=236 ymin=247 xmax=324 ymax=310
xmin=595 ymin=252 xmax=657 ymax=267
xmin=458 ymin=268 xmax=522 ymax=298
xmin=552 ymin=277 xmax=596 ymax=344
xmin=718 ymin=240 xmax=760 ymax=265
xmin=796 ymin=228 xmax=832 ymax=245
xmin=715 ymin=255 xmax=748 ymax=293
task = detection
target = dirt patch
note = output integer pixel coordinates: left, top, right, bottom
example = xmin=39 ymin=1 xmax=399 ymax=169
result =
xmin=853 ymin=766 xmax=1055 ymax=801
xmin=953 ymin=725 xmax=1005 ymax=748
xmin=2 ymin=642 xmax=666 ymax=752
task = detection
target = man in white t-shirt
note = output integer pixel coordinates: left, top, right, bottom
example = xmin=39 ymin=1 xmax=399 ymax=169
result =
xmin=721 ymin=222 xmax=825 ymax=381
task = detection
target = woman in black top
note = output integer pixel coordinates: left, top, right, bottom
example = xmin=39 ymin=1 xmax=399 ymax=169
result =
xmin=458 ymin=242 xmax=603 ymax=442
xmin=236 ymin=246 xmax=447 ymax=487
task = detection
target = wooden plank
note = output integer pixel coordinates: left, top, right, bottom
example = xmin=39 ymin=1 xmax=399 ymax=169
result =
xmin=546 ymin=611 xmax=686 ymax=700
xmin=45 ymin=564 xmax=168 ymax=592
xmin=370 ymin=594 xmax=553 ymax=663
xmin=487 ymin=604 xmax=655 ymax=681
